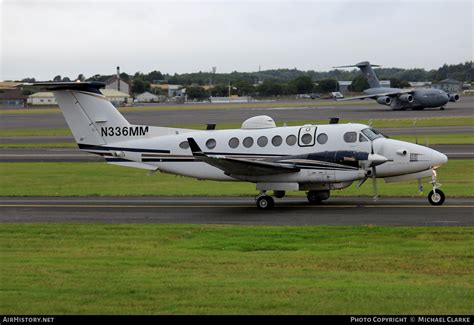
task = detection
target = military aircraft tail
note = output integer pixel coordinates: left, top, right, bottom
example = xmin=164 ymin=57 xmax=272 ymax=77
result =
xmin=334 ymin=61 xmax=381 ymax=89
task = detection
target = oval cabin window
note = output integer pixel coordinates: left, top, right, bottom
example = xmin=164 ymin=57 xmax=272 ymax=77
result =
xmin=317 ymin=133 xmax=328 ymax=144
xmin=257 ymin=136 xmax=268 ymax=147
xmin=206 ymin=138 xmax=216 ymax=149
xmin=286 ymin=135 xmax=297 ymax=146
xmin=228 ymin=137 xmax=239 ymax=148
xmin=179 ymin=141 xmax=189 ymax=149
xmin=243 ymin=137 xmax=254 ymax=148
xmin=272 ymin=135 xmax=282 ymax=146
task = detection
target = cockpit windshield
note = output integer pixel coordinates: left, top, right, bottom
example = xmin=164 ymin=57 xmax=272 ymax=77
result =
xmin=361 ymin=128 xmax=385 ymax=141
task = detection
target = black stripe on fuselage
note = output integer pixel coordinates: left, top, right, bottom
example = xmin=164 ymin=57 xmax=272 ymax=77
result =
xmin=78 ymin=143 xmax=170 ymax=154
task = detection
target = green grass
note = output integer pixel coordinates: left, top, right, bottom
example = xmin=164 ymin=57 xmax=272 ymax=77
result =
xmin=0 ymin=128 xmax=71 ymax=137
xmin=0 ymin=142 xmax=77 ymax=148
xmin=0 ymin=224 xmax=472 ymax=314
xmin=391 ymin=134 xmax=474 ymax=145
xmin=0 ymin=100 xmax=376 ymax=115
xmin=0 ymin=160 xmax=472 ymax=197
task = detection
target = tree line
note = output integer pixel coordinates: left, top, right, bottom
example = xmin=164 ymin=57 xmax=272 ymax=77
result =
xmin=18 ymin=61 xmax=472 ymax=97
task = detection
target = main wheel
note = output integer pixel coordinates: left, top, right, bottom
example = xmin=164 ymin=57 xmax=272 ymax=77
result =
xmin=307 ymin=191 xmax=322 ymax=204
xmin=440 ymin=106 xmax=445 ymax=111
xmin=256 ymin=195 xmax=274 ymax=210
xmin=428 ymin=189 xmax=445 ymax=206
xmin=273 ymin=190 xmax=286 ymax=199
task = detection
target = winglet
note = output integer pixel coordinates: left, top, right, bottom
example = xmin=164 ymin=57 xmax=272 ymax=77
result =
xmin=187 ymin=138 xmax=205 ymax=156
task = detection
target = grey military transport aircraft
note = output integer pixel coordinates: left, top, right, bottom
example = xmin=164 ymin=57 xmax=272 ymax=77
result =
xmin=334 ymin=61 xmax=459 ymax=110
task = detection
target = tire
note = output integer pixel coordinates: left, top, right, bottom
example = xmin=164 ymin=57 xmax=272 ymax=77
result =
xmin=273 ymin=190 xmax=285 ymax=199
xmin=428 ymin=189 xmax=445 ymax=206
xmin=307 ymin=191 xmax=322 ymax=204
xmin=440 ymin=106 xmax=445 ymax=110
xmin=256 ymin=196 xmax=274 ymax=210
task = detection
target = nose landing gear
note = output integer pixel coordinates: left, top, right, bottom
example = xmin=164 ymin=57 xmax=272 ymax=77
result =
xmin=427 ymin=169 xmax=445 ymax=205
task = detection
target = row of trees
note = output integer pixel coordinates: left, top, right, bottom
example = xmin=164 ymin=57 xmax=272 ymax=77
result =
xmin=18 ymin=61 xmax=470 ymax=97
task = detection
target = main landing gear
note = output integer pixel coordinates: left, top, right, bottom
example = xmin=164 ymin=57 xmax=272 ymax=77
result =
xmin=427 ymin=169 xmax=445 ymax=206
xmin=307 ymin=190 xmax=330 ymax=204
xmin=255 ymin=191 xmax=274 ymax=210
xmin=255 ymin=190 xmax=331 ymax=209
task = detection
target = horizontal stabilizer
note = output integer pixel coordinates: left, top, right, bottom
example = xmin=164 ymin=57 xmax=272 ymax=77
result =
xmin=22 ymin=81 xmax=106 ymax=94
xmin=333 ymin=61 xmax=380 ymax=69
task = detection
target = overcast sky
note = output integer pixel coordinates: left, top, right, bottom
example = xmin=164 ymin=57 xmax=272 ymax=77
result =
xmin=1 ymin=0 xmax=472 ymax=81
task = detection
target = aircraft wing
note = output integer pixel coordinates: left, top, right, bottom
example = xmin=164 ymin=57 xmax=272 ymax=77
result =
xmin=187 ymin=138 xmax=299 ymax=176
xmin=336 ymin=89 xmax=414 ymax=102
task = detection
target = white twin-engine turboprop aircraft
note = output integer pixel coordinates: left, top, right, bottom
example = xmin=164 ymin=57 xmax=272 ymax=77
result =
xmin=32 ymin=82 xmax=448 ymax=209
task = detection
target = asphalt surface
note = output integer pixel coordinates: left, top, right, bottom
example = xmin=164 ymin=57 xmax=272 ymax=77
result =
xmin=0 ymin=144 xmax=471 ymax=162
xmin=0 ymin=196 xmax=472 ymax=226
xmin=1 ymin=98 xmax=472 ymax=130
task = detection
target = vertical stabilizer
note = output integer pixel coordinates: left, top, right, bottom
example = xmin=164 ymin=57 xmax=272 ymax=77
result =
xmin=355 ymin=61 xmax=381 ymax=88
xmin=334 ymin=61 xmax=381 ymax=89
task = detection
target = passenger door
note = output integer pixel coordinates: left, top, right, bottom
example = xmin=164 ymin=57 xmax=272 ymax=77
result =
xmin=298 ymin=126 xmax=317 ymax=147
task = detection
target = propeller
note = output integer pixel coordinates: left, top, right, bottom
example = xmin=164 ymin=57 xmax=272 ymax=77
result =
xmin=370 ymin=141 xmax=378 ymax=200
xmin=358 ymin=140 xmax=385 ymax=200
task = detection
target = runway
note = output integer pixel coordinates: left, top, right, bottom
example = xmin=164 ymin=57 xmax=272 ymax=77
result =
xmin=1 ymin=144 xmax=471 ymax=162
xmin=1 ymin=196 xmax=472 ymax=226
xmin=1 ymin=97 xmax=472 ymax=130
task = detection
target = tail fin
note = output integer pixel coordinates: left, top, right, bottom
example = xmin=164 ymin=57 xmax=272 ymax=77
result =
xmin=334 ymin=61 xmax=381 ymax=88
xmin=30 ymin=82 xmax=137 ymax=145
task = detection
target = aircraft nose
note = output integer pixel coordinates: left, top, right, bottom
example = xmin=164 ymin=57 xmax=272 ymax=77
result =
xmin=431 ymin=150 xmax=448 ymax=168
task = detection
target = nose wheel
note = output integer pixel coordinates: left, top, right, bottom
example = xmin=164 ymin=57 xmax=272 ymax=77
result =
xmin=428 ymin=189 xmax=445 ymax=205
xmin=427 ymin=169 xmax=445 ymax=206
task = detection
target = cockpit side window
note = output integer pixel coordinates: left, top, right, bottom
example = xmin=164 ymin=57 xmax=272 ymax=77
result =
xmin=359 ymin=133 xmax=368 ymax=142
xmin=343 ymin=132 xmax=357 ymax=143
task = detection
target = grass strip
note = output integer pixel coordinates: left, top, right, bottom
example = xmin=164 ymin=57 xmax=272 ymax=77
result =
xmin=0 ymin=224 xmax=472 ymax=314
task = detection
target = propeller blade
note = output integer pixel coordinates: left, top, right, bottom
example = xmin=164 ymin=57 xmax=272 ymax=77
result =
xmin=371 ymin=166 xmax=378 ymax=201
xmin=357 ymin=177 xmax=368 ymax=188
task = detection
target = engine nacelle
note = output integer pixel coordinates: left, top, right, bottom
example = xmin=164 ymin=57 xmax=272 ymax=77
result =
xmin=398 ymin=93 xmax=414 ymax=103
xmin=448 ymin=94 xmax=459 ymax=102
xmin=376 ymin=96 xmax=392 ymax=106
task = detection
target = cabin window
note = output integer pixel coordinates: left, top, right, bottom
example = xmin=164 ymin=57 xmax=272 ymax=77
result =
xmin=286 ymin=135 xmax=297 ymax=146
xmin=272 ymin=135 xmax=282 ymax=146
xmin=179 ymin=141 xmax=189 ymax=149
xmin=228 ymin=137 xmax=239 ymax=149
xmin=343 ymin=132 xmax=357 ymax=143
xmin=359 ymin=133 xmax=368 ymax=142
xmin=243 ymin=137 xmax=254 ymax=148
xmin=301 ymin=133 xmax=313 ymax=145
xmin=317 ymin=133 xmax=328 ymax=144
xmin=206 ymin=138 xmax=216 ymax=149
xmin=257 ymin=136 xmax=268 ymax=147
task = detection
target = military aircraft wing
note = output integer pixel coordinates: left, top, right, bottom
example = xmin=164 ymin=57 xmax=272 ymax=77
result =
xmin=336 ymin=89 xmax=414 ymax=102
xmin=187 ymin=138 xmax=299 ymax=176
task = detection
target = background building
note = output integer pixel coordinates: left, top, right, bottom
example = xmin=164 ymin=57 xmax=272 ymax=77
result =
xmin=135 ymin=91 xmax=159 ymax=103
xmin=27 ymin=92 xmax=57 ymax=105
xmin=0 ymin=82 xmax=27 ymax=108
xmin=105 ymin=66 xmax=131 ymax=95
xmin=27 ymin=89 xmax=131 ymax=106
xmin=337 ymin=81 xmax=352 ymax=93
xmin=432 ymin=79 xmax=463 ymax=93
